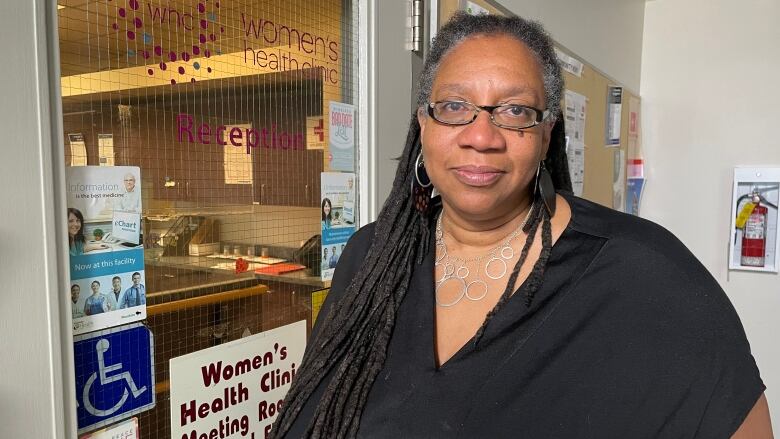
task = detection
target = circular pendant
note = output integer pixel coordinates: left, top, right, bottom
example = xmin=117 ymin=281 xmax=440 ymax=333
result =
xmin=485 ymin=257 xmax=507 ymax=280
xmin=465 ymin=279 xmax=489 ymax=301
xmin=435 ymin=276 xmax=467 ymax=307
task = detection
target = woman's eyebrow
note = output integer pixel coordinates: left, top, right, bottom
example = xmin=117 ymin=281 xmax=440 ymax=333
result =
xmin=433 ymin=83 xmax=540 ymax=100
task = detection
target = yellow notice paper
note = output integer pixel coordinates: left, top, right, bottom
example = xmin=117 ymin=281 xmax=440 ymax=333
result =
xmin=735 ymin=202 xmax=756 ymax=229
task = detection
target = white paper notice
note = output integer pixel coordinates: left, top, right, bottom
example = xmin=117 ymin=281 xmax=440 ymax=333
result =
xmin=564 ymin=90 xmax=586 ymax=145
xmin=81 ymin=417 xmax=138 ymax=439
xmin=69 ymin=133 xmax=88 ymax=166
xmin=169 ymin=320 xmax=306 ymax=439
xmin=606 ymin=86 xmax=623 ymax=147
xmin=555 ymin=48 xmax=584 ymax=77
xmin=612 ymin=149 xmax=626 ymax=212
xmin=465 ymin=1 xmax=490 ymax=15
xmin=98 ymin=133 xmax=115 ymax=166
xmin=569 ymin=145 xmax=585 ymax=197
xmin=564 ymin=90 xmax=587 ymax=196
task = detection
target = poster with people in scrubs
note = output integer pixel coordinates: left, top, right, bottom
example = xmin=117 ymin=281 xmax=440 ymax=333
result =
xmin=66 ymin=166 xmax=147 ymax=335
xmin=321 ymin=172 xmax=356 ymax=281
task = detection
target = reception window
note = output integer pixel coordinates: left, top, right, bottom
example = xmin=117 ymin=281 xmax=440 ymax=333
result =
xmin=58 ymin=0 xmax=360 ymax=436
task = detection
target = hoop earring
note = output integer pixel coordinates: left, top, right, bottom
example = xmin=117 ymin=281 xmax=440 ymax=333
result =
xmin=535 ymin=160 xmax=556 ymax=217
xmin=412 ymin=152 xmax=433 ymax=216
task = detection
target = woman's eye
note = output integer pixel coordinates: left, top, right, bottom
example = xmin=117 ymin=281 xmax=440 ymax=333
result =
xmin=503 ymin=105 xmax=529 ymax=117
xmin=441 ymin=102 xmax=468 ymax=113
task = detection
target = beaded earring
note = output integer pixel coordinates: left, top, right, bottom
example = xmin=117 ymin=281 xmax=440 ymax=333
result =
xmin=412 ymin=151 xmax=433 ymax=217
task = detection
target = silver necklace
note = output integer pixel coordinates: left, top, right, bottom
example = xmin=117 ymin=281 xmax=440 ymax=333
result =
xmin=434 ymin=207 xmax=534 ymax=307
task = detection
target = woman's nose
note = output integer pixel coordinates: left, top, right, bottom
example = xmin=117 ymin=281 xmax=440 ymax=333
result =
xmin=456 ymin=110 xmax=506 ymax=152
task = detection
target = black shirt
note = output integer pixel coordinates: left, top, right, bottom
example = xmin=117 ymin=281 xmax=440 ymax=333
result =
xmin=286 ymin=194 xmax=764 ymax=438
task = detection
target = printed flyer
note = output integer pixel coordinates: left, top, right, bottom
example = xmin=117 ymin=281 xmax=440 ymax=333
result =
xmin=67 ymin=166 xmax=147 ymax=335
xmin=320 ymin=172 xmax=357 ymax=281
xmin=328 ymin=101 xmax=355 ymax=172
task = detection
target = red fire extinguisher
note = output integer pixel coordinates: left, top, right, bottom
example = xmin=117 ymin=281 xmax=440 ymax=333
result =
xmin=741 ymin=194 xmax=768 ymax=267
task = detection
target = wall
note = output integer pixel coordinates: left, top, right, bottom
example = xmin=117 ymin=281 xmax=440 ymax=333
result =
xmin=371 ymin=0 xmax=415 ymax=213
xmin=0 ymin=0 xmax=73 ymax=437
xmin=641 ymin=0 xmax=780 ymax=423
xmin=499 ymin=0 xmax=646 ymax=92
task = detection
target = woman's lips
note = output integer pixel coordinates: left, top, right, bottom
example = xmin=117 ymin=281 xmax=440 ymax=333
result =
xmin=452 ymin=165 xmax=504 ymax=186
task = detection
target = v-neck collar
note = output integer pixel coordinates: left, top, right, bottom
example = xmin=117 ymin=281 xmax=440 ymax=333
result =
xmin=420 ymin=197 xmax=580 ymax=371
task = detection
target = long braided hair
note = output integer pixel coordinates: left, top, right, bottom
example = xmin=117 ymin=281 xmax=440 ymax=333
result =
xmin=272 ymin=12 xmax=565 ymax=438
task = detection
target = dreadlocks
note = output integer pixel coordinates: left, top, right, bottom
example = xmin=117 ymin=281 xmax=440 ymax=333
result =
xmin=272 ymin=12 xmax=565 ymax=439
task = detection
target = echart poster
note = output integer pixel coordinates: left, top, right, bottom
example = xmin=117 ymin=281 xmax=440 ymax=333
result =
xmin=320 ymin=172 xmax=357 ymax=281
xmin=169 ymin=320 xmax=306 ymax=439
xmin=67 ymin=166 xmax=147 ymax=335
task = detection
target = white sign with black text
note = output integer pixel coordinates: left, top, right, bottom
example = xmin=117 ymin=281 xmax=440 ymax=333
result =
xmin=169 ymin=321 xmax=306 ymax=439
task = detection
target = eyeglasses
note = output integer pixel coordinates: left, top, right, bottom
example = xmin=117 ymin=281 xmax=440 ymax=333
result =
xmin=427 ymin=100 xmax=550 ymax=130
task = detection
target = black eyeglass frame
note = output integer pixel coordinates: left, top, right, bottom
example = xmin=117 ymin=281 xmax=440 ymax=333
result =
xmin=427 ymin=101 xmax=551 ymax=131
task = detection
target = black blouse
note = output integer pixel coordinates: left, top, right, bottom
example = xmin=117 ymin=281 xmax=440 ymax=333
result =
xmin=285 ymin=193 xmax=764 ymax=438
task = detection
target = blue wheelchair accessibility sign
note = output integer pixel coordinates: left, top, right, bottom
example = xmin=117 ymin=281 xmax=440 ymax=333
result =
xmin=74 ymin=323 xmax=155 ymax=433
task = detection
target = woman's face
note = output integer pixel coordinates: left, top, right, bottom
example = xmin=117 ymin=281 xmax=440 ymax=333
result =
xmin=323 ymin=201 xmax=331 ymax=216
xmin=91 ymin=282 xmax=100 ymax=294
xmin=418 ymin=35 xmax=552 ymax=221
xmin=68 ymin=212 xmax=82 ymax=237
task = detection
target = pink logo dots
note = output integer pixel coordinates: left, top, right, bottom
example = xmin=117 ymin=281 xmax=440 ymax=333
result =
xmin=110 ymin=0 xmax=222 ymax=85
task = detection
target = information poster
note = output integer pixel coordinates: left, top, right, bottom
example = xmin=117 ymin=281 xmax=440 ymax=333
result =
xmin=169 ymin=320 xmax=306 ymax=439
xmin=321 ymin=172 xmax=357 ymax=281
xmin=328 ymin=101 xmax=355 ymax=171
xmin=67 ymin=166 xmax=146 ymax=335
xmin=728 ymin=167 xmax=780 ymax=273
xmin=625 ymin=178 xmax=645 ymax=216
xmin=605 ymin=86 xmax=623 ymax=147
xmin=564 ymin=90 xmax=587 ymax=196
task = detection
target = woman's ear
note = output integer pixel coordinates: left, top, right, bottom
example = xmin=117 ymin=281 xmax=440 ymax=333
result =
xmin=417 ymin=107 xmax=427 ymax=139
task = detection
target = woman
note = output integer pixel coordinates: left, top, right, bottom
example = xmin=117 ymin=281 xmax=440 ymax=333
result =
xmin=274 ymin=13 xmax=770 ymax=438
xmin=321 ymin=198 xmax=333 ymax=229
xmin=83 ymin=280 xmax=108 ymax=316
xmin=67 ymin=207 xmax=106 ymax=255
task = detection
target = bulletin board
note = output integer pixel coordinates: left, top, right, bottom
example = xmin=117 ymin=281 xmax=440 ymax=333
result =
xmin=559 ymin=44 xmax=641 ymax=208
xmin=437 ymin=1 xmax=642 ymax=209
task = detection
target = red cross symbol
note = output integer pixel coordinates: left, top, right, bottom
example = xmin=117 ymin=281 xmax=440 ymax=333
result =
xmin=313 ymin=118 xmax=324 ymax=142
